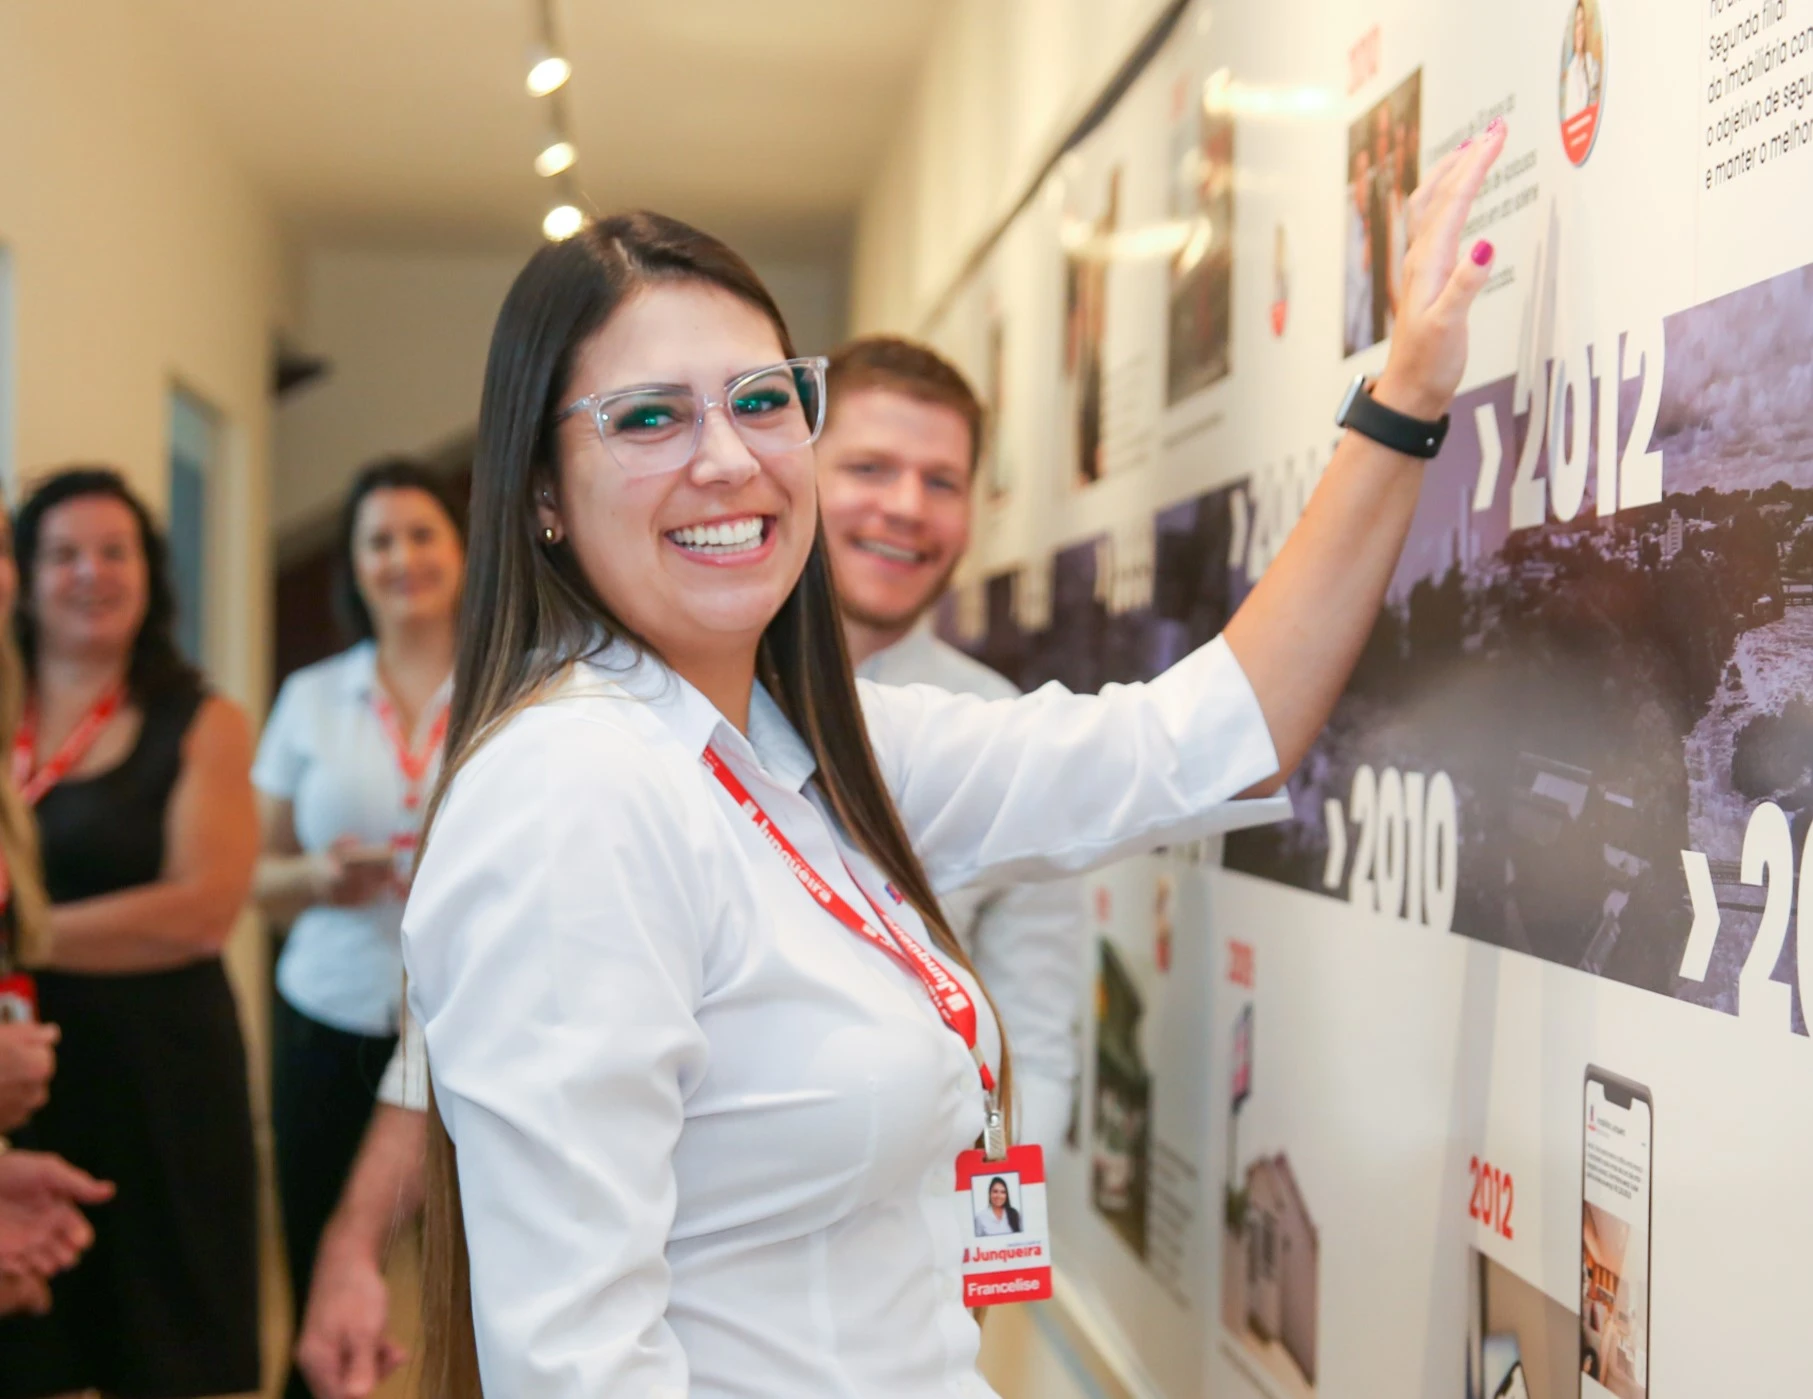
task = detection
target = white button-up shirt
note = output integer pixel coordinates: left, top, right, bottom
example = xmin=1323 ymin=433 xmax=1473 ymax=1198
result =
xmin=402 ymin=633 xmax=1288 ymax=1398
xmin=857 ymin=624 xmax=1086 ymax=1149
xmin=254 ymin=641 xmax=449 ymax=1036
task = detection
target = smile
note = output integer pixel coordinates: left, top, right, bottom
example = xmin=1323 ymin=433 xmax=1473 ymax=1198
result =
xmin=854 ymin=539 xmax=929 ymax=565
xmin=666 ymin=515 xmax=773 ymax=558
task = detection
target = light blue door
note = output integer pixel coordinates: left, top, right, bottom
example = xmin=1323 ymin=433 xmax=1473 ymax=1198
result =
xmin=168 ymin=389 xmax=218 ymax=666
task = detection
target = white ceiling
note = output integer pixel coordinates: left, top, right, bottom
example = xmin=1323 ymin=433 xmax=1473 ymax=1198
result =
xmin=156 ymin=0 xmax=945 ymax=254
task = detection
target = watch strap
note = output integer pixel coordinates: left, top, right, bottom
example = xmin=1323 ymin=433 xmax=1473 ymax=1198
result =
xmin=1336 ymin=376 xmax=1450 ymax=459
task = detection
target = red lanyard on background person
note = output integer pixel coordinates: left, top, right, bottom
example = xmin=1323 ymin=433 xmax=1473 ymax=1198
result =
xmin=371 ymin=690 xmax=450 ymax=817
xmin=12 ymin=684 xmax=127 ymax=807
xmin=701 ymin=744 xmax=999 ymax=1099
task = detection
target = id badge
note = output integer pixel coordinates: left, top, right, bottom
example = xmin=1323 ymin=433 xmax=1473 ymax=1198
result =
xmin=0 ymin=970 xmax=37 ymax=1024
xmin=954 ymin=1143 xmax=1052 ymax=1306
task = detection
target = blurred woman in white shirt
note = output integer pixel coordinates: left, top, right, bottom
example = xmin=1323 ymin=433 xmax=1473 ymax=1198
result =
xmin=250 ymin=458 xmax=461 ymax=1399
xmin=410 ymin=125 xmax=1503 ymax=1399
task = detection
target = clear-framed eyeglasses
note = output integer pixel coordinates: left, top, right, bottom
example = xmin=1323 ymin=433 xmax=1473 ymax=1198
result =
xmin=555 ymin=355 xmax=829 ymax=478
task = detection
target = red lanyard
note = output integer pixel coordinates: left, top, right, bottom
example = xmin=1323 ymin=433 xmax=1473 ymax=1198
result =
xmin=12 ymin=684 xmax=127 ymax=807
xmin=372 ymin=690 xmax=450 ymax=814
xmin=702 ymin=745 xmax=996 ymax=1097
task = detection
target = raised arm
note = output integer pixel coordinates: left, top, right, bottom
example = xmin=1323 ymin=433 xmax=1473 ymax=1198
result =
xmin=402 ymin=713 xmax=714 ymax=1396
xmin=1223 ymin=125 xmax=1505 ymax=784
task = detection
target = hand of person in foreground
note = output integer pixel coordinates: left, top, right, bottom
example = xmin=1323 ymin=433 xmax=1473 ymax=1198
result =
xmin=0 ymin=1022 xmax=58 ymax=1132
xmin=0 ymin=1148 xmax=114 ymax=1282
xmin=295 ymin=1233 xmax=409 ymax=1399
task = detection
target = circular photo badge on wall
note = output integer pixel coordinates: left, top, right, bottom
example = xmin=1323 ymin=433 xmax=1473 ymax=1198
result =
xmin=1559 ymin=0 xmax=1607 ymax=165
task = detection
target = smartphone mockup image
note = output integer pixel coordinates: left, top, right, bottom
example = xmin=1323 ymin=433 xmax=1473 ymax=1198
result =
xmin=1579 ymin=1067 xmax=1651 ymax=1398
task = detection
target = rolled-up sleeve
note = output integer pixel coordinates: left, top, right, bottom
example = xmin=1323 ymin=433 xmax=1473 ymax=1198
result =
xmin=862 ymin=634 xmax=1291 ymax=894
xmin=402 ymin=711 xmax=714 ymax=1398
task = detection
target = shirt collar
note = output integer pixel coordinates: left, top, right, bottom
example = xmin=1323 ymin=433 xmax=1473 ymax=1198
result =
xmin=581 ymin=637 xmax=819 ymax=794
xmin=338 ymin=639 xmax=455 ymax=713
xmin=854 ymin=615 xmax=937 ymax=683
xmin=338 ymin=640 xmax=380 ymax=700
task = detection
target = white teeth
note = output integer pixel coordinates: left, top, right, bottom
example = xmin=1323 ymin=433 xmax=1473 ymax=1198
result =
xmin=856 ymin=539 xmax=924 ymax=564
xmin=668 ymin=517 xmax=766 ymax=554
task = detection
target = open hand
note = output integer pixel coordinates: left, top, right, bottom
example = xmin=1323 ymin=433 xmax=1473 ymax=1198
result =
xmin=0 ymin=1149 xmax=114 ymax=1278
xmin=1374 ymin=118 xmax=1509 ymax=421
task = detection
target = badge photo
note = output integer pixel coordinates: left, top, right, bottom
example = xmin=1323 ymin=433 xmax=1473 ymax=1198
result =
xmin=954 ymin=1143 xmax=1053 ymax=1306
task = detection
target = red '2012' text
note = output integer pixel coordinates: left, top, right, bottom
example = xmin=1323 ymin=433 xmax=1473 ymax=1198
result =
xmin=1468 ymin=1157 xmax=1515 ymax=1240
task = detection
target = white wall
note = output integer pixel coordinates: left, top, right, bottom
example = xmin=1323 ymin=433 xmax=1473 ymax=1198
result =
xmin=0 ymin=0 xmax=288 ymax=1074
xmin=275 ymin=246 xmax=849 ymax=538
xmin=0 ymin=0 xmax=286 ymax=702
xmin=850 ymin=0 xmax=1176 ymax=335
xmin=275 ymin=248 xmax=524 ymax=534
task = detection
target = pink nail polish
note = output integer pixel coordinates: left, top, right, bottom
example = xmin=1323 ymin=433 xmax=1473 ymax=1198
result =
xmin=1471 ymin=239 xmax=1495 ymax=267
xmin=1458 ymin=137 xmax=1473 ymax=151
xmin=1487 ymin=116 xmax=1505 ymax=136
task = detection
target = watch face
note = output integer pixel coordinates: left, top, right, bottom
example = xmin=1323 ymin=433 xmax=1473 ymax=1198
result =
xmin=1336 ymin=375 xmax=1366 ymax=425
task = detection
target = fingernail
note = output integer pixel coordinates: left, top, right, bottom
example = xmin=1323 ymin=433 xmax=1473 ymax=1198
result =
xmin=1458 ymin=137 xmax=1473 ymax=151
xmin=1487 ymin=116 xmax=1505 ymax=136
xmin=1471 ymin=239 xmax=1495 ymax=267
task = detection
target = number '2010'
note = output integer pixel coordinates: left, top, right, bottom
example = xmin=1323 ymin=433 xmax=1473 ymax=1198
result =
xmin=1347 ymin=766 xmax=1460 ymax=934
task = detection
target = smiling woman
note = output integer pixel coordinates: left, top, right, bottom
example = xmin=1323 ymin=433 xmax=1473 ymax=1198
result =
xmin=404 ymin=131 xmax=1501 ymax=1397
xmin=0 ymin=468 xmax=262 ymax=1398
xmin=249 ymin=457 xmax=464 ymax=1399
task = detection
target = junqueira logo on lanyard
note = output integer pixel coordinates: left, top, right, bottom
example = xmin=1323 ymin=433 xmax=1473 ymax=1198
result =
xmin=5 ymin=682 xmax=131 ymax=1022
xmin=702 ymin=744 xmax=1054 ymax=1307
xmin=372 ymin=691 xmax=450 ymax=891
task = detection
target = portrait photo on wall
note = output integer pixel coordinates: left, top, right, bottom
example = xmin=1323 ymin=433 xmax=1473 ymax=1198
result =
xmin=1559 ymin=0 xmax=1607 ymax=165
xmin=1343 ymin=69 xmax=1422 ymax=358
xmin=972 ymin=1173 xmax=1025 ymax=1238
xmin=1166 ymin=75 xmax=1236 ymax=404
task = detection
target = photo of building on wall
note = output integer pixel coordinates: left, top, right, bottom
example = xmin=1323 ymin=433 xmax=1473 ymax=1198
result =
xmin=1091 ymin=934 xmax=1151 ymax=1259
xmin=1343 ymin=69 xmax=1421 ymax=357
xmin=1221 ymin=1152 xmax=1319 ymax=1397
xmin=1063 ymin=166 xmax=1120 ymax=486
xmin=1464 ymin=1250 xmax=1575 ymax=1399
xmin=1165 ymin=75 xmax=1235 ymax=403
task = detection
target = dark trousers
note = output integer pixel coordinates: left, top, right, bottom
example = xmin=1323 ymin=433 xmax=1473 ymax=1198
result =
xmin=271 ymin=994 xmax=399 ymax=1399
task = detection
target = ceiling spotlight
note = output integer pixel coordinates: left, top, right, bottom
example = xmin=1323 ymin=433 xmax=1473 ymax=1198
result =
xmin=526 ymin=53 xmax=571 ymax=96
xmin=543 ymin=203 xmax=585 ymax=241
xmin=534 ymin=139 xmax=577 ymax=178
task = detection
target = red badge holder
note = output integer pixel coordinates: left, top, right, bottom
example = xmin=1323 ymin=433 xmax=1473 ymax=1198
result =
xmin=954 ymin=1142 xmax=1053 ymax=1307
xmin=0 ymin=970 xmax=36 ymax=1025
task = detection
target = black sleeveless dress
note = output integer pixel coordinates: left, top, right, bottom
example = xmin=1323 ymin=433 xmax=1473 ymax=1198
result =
xmin=0 ymin=685 xmax=260 ymax=1398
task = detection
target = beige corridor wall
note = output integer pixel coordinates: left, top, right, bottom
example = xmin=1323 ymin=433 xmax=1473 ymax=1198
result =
xmin=0 ymin=0 xmax=288 ymax=1061
xmin=850 ymin=0 xmax=1175 ymax=335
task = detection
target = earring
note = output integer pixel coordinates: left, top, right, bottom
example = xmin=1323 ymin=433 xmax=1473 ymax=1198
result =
xmin=543 ymin=526 xmax=556 ymax=543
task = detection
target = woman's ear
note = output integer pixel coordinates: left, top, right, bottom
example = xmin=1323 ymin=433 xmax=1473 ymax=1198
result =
xmin=534 ymin=479 xmax=565 ymax=544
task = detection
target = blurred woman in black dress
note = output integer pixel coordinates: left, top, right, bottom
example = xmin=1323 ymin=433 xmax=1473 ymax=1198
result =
xmin=0 ymin=468 xmax=261 ymax=1397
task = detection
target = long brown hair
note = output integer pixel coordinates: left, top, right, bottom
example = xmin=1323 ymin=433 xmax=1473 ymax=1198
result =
xmin=0 ymin=619 xmax=47 ymax=964
xmin=0 ymin=512 xmax=49 ymax=966
xmin=416 ymin=211 xmax=1013 ymax=1398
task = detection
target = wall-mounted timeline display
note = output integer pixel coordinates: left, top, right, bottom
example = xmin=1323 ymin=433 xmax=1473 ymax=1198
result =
xmin=921 ymin=0 xmax=1813 ymax=1392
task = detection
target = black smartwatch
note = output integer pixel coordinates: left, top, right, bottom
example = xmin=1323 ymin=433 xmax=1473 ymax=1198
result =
xmin=1334 ymin=375 xmax=1450 ymax=458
